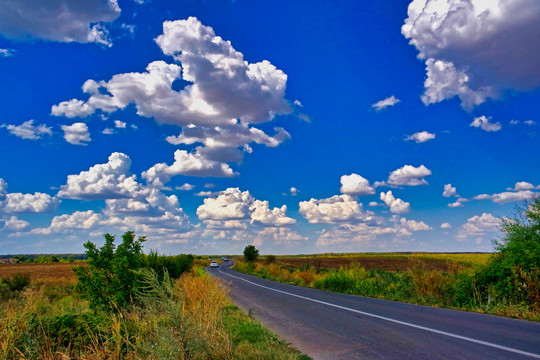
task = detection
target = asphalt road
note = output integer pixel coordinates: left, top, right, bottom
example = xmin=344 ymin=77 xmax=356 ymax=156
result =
xmin=210 ymin=262 xmax=540 ymax=360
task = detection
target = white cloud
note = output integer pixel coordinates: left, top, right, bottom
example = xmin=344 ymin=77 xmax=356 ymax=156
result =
xmin=524 ymin=120 xmax=537 ymax=126
xmin=114 ymin=120 xmax=126 ymax=128
xmin=102 ymin=128 xmax=115 ymax=135
xmin=0 ymin=0 xmax=120 ymax=46
xmin=403 ymin=0 xmax=540 ymax=108
xmin=0 ymin=179 xmax=6 ymax=201
xmin=440 ymin=222 xmax=452 ymax=229
xmin=30 ymin=210 xmax=104 ymax=235
xmin=196 ymin=188 xmax=295 ymax=228
xmin=443 ymin=184 xmax=458 ymax=198
xmin=2 ymin=216 xmax=30 ymax=231
xmin=448 ymin=200 xmax=465 ymax=208
xmin=405 ymin=131 xmax=435 ymax=143
xmin=57 ymin=152 xmax=145 ymax=200
xmin=380 ymin=191 xmax=410 ymax=214
xmin=1 ymin=120 xmax=52 ymax=140
xmin=457 ymin=213 xmax=500 ymax=240
xmin=470 ymin=116 xmax=501 ymax=132
xmin=253 ymin=227 xmax=307 ymax=246
xmin=398 ymin=217 xmax=431 ymax=233
xmin=473 ymin=190 xmax=536 ymax=204
xmin=52 ymin=17 xmax=293 ymax=179
xmin=0 ymin=49 xmax=15 ymax=57
xmin=372 ymin=96 xmax=400 ymax=111
xmin=61 ymin=122 xmax=91 ymax=145
xmin=176 ymin=183 xmax=195 ymax=191
xmin=299 ymin=195 xmax=374 ymax=224
xmin=142 ymin=150 xmax=237 ymax=188
xmin=507 ymin=181 xmax=540 ymax=191
xmin=386 ymin=164 xmax=431 ymax=186
xmin=290 ymin=187 xmax=299 ymax=196
xmin=340 ymin=174 xmax=375 ymax=196
xmin=0 ymin=192 xmax=59 ymax=214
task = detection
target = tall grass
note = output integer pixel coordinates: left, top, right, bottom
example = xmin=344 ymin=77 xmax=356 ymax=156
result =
xmin=0 ymin=265 xmax=309 ymax=359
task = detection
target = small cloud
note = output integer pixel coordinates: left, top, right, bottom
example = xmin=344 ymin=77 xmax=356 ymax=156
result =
xmin=524 ymin=120 xmax=537 ymax=126
xmin=61 ymin=122 xmax=91 ymax=145
xmin=405 ymin=131 xmax=435 ymax=143
xmin=114 ymin=120 xmax=126 ymax=128
xmin=368 ymin=201 xmax=380 ymax=207
xmin=372 ymin=96 xmax=400 ymax=111
xmin=506 ymin=181 xmax=540 ymax=191
xmin=0 ymin=49 xmax=15 ymax=57
xmin=440 ymin=222 xmax=452 ymax=229
xmin=293 ymin=100 xmax=303 ymax=107
xmin=204 ymin=183 xmax=216 ymax=189
xmin=509 ymin=120 xmax=519 ymax=125
xmin=443 ymin=184 xmax=458 ymax=198
xmin=290 ymin=187 xmax=299 ymax=196
xmin=1 ymin=120 xmax=52 ymax=140
xmin=470 ymin=116 xmax=501 ymax=132
xmin=176 ymin=183 xmax=195 ymax=191
xmin=195 ymin=191 xmax=218 ymax=197
xmin=102 ymin=128 xmax=115 ymax=135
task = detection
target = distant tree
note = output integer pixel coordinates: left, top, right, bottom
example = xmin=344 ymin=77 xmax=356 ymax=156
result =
xmin=74 ymin=231 xmax=146 ymax=311
xmin=243 ymin=245 xmax=259 ymax=262
xmin=265 ymin=255 xmax=276 ymax=264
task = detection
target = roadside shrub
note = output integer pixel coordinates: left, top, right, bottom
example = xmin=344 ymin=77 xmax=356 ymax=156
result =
xmin=146 ymin=250 xmax=194 ymax=280
xmin=1 ymin=273 xmax=31 ymax=292
xmin=243 ymin=245 xmax=259 ymax=262
xmin=73 ymin=231 xmax=146 ymax=311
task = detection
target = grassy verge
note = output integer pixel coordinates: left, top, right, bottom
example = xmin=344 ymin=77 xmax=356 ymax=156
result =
xmin=0 ymin=263 xmax=310 ymax=359
xmin=234 ymin=259 xmax=540 ymax=322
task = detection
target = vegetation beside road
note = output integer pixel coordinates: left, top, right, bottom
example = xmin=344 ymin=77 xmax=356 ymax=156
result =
xmin=0 ymin=232 xmax=310 ymax=359
xmin=235 ymin=198 xmax=540 ymax=322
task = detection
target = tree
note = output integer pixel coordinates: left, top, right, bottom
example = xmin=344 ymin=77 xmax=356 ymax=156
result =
xmin=243 ymin=245 xmax=259 ymax=262
xmin=479 ymin=197 xmax=540 ymax=306
xmin=74 ymin=231 xmax=146 ymax=311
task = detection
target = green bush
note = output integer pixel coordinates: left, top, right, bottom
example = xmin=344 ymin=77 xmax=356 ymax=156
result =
xmin=74 ymin=231 xmax=146 ymax=311
xmin=243 ymin=245 xmax=259 ymax=262
xmin=1 ymin=273 xmax=31 ymax=292
xmin=145 ymin=250 xmax=194 ymax=280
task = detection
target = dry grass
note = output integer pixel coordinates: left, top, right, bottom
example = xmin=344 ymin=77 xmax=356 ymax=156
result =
xmin=0 ymin=263 xmax=82 ymax=286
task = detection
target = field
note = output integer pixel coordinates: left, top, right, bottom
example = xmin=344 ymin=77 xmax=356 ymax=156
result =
xmin=234 ymin=252 xmax=540 ymax=322
xmin=0 ymin=262 xmax=80 ymax=285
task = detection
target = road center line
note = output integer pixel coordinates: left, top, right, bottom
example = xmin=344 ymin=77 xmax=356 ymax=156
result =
xmin=218 ymin=268 xmax=540 ymax=359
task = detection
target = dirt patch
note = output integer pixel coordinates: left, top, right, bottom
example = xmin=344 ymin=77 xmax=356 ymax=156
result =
xmin=0 ymin=262 xmax=83 ymax=285
xmin=277 ymin=256 xmax=458 ymax=272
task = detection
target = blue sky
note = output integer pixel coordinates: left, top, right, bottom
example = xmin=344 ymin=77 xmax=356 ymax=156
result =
xmin=0 ymin=0 xmax=539 ymax=255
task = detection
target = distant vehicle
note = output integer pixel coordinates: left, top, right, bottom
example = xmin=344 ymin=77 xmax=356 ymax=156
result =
xmin=210 ymin=261 xmax=219 ymax=268
xmin=221 ymin=257 xmax=229 ymax=261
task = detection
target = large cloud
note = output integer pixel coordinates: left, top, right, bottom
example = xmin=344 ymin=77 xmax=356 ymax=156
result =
xmin=0 ymin=0 xmax=120 ymax=46
xmin=196 ymin=188 xmax=295 ymax=227
xmin=402 ymin=0 xmax=540 ymax=108
xmin=52 ymin=17 xmax=294 ymax=179
xmin=299 ymin=195 xmax=375 ymax=224
xmin=457 ymin=213 xmax=500 ymax=240
xmin=0 ymin=179 xmax=59 ymax=214
xmin=340 ymin=174 xmax=376 ymax=196
xmin=57 ymin=152 xmax=146 ymax=200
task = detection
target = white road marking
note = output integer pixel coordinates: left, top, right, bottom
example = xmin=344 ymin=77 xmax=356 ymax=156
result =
xmin=218 ymin=268 xmax=540 ymax=359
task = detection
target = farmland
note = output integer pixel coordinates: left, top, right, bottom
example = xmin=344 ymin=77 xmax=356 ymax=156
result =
xmin=0 ymin=262 xmax=80 ymax=285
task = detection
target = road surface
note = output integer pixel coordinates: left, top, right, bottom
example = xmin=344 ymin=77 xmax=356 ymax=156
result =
xmin=210 ymin=262 xmax=540 ymax=360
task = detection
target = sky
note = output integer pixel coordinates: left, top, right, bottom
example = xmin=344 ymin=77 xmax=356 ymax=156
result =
xmin=0 ymin=0 xmax=539 ymax=255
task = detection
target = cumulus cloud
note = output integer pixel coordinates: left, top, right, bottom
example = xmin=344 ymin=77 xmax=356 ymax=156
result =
xmin=57 ymin=152 xmax=145 ymax=200
xmin=372 ymin=96 xmax=400 ymax=111
xmin=143 ymin=150 xmax=237 ymax=188
xmin=290 ymin=187 xmax=299 ymax=196
xmin=402 ymin=0 xmax=540 ymax=109
xmin=0 ymin=181 xmax=59 ymax=214
xmin=299 ymin=195 xmax=375 ymax=224
xmin=457 ymin=213 xmax=500 ymax=240
xmin=2 ymin=216 xmax=30 ymax=231
xmin=52 ymin=17 xmax=294 ymax=179
xmin=441 ymin=222 xmax=452 ymax=229
xmin=443 ymin=184 xmax=458 ymax=198
xmin=385 ymin=164 xmax=432 ymax=186
xmin=340 ymin=174 xmax=376 ymax=196
xmin=0 ymin=0 xmax=120 ymax=46
xmin=524 ymin=120 xmax=537 ymax=126
xmin=506 ymin=181 xmax=540 ymax=191
xmin=405 ymin=130 xmax=435 ymax=143
xmin=1 ymin=120 xmax=52 ymax=140
xmin=380 ymin=191 xmax=411 ymax=214
xmin=176 ymin=183 xmax=195 ymax=191
xmin=196 ymin=188 xmax=295 ymax=228
xmin=473 ymin=190 xmax=536 ymax=204
xmin=470 ymin=116 xmax=501 ymax=132
xmin=61 ymin=122 xmax=91 ymax=145
xmin=253 ymin=227 xmax=307 ymax=246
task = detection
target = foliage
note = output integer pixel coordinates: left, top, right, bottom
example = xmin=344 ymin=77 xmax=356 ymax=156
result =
xmin=145 ymin=250 xmax=194 ymax=280
xmin=265 ymin=254 xmax=277 ymax=264
xmin=478 ymin=197 xmax=540 ymax=309
xmin=73 ymin=231 xmax=146 ymax=311
xmin=243 ymin=245 xmax=259 ymax=262
xmin=1 ymin=273 xmax=31 ymax=292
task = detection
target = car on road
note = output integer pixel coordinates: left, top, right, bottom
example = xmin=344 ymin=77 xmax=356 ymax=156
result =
xmin=210 ymin=261 xmax=219 ymax=268
xmin=221 ymin=257 xmax=229 ymax=261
